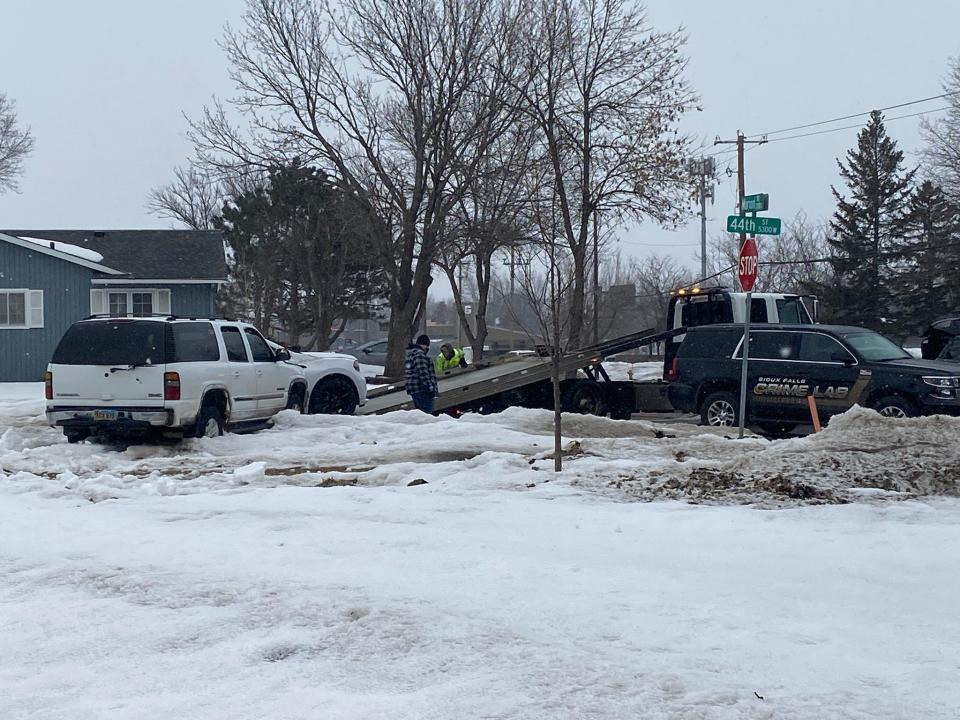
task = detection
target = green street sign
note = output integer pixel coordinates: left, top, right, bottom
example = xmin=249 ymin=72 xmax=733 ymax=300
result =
xmin=726 ymin=215 xmax=782 ymax=235
xmin=742 ymin=193 xmax=769 ymax=212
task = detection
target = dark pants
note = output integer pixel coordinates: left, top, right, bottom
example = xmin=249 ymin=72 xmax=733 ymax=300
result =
xmin=410 ymin=392 xmax=435 ymax=413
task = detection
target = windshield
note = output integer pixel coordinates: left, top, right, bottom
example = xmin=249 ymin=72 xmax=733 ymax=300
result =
xmin=841 ymin=331 xmax=911 ymax=362
xmin=52 ymin=320 xmax=166 ymax=366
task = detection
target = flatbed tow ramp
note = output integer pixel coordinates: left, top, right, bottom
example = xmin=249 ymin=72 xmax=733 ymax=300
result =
xmin=359 ymin=327 xmax=679 ymax=417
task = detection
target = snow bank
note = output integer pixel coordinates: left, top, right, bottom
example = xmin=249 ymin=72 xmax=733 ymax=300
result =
xmin=17 ymin=235 xmax=105 ymax=263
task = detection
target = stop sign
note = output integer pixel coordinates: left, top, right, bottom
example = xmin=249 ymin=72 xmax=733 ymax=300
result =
xmin=738 ymin=236 xmax=758 ymax=292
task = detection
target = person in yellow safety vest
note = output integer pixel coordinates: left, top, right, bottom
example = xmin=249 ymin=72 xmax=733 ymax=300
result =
xmin=434 ymin=343 xmax=468 ymax=374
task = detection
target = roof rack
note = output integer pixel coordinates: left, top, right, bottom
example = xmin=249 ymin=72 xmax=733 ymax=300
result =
xmin=82 ymin=313 xmax=236 ymax=321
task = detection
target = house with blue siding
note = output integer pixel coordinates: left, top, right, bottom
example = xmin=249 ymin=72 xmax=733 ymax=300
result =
xmin=0 ymin=230 xmax=227 ymax=381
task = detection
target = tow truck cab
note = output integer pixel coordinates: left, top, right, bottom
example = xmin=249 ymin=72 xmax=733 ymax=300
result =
xmin=663 ymin=287 xmax=816 ymax=377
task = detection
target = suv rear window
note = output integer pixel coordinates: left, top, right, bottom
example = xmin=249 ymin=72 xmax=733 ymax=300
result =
xmin=52 ymin=320 xmax=166 ymax=366
xmin=170 ymin=322 xmax=220 ymax=362
xmin=679 ymin=328 xmax=742 ymax=359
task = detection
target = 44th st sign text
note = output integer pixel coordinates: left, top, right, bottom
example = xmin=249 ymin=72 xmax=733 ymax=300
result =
xmin=726 ymin=215 xmax=782 ymax=235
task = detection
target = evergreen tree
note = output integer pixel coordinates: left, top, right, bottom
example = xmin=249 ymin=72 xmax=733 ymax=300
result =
xmin=825 ymin=111 xmax=915 ymax=330
xmin=893 ymin=181 xmax=960 ymax=334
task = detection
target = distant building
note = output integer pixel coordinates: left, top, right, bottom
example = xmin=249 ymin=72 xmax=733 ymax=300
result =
xmin=0 ymin=230 xmax=227 ymax=381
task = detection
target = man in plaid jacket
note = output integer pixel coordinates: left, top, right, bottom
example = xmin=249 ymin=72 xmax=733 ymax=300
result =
xmin=405 ymin=334 xmax=439 ymax=413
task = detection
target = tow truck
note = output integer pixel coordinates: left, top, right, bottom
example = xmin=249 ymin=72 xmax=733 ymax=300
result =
xmin=359 ymin=287 xmax=815 ymax=418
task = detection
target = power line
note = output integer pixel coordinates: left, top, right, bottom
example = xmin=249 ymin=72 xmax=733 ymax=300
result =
xmin=763 ymin=106 xmax=951 ymax=144
xmin=748 ymin=89 xmax=960 ymax=139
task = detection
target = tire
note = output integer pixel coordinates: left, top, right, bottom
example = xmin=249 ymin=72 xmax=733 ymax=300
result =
xmin=65 ymin=430 xmax=89 ymax=444
xmin=286 ymin=385 xmax=307 ymax=414
xmin=309 ymin=376 xmax=358 ymax=415
xmin=562 ymin=381 xmax=607 ymax=416
xmin=871 ymin=395 xmax=918 ymax=419
xmin=700 ymin=391 xmax=739 ymax=428
xmin=757 ymin=421 xmax=797 ymax=437
xmin=194 ymin=404 xmax=225 ymax=438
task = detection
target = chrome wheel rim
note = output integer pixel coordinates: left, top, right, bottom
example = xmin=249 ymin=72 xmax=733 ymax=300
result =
xmin=707 ymin=400 xmax=736 ymax=426
xmin=879 ymin=405 xmax=907 ymax=419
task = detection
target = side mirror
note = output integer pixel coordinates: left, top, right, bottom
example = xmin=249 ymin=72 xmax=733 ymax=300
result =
xmin=363 ymin=348 xmax=371 ymax=354
xmin=275 ymin=348 xmax=292 ymax=362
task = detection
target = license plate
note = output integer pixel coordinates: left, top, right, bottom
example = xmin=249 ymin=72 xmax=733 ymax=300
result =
xmin=93 ymin=410 xmax=118 ymax=421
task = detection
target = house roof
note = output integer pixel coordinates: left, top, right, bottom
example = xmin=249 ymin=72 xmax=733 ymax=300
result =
xmin=1 ymin=230 xmax=228 ymax=281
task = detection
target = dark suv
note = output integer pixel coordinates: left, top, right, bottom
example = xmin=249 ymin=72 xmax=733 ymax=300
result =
xmin=668 ymin=324 xmax=960 ymax=432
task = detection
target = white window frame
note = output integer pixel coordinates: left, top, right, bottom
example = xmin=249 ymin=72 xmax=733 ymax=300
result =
xmin=90 ymin=288 xmax=171 ymax=317
xmin=0 ymin=289 xmax=44 ymax=330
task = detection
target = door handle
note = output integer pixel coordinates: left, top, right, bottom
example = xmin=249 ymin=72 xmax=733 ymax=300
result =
xmin=233 ymin=371 xmax=240 ymax=377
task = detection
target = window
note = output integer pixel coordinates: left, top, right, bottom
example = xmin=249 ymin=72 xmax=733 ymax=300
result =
xmin=776 ymin=298 xmax=812 ymax=324
xmin=108 ymin=292 xmax=128 ymax=317
xmin=244 ymin=328 xmax=274 ymax=362
xmin=841 ymin=332 xmax=911 ymax=362
xmin=92 ymin=289 xmax=171 ymax=317
xmin=750 ymin=298 xmax=768 ymax=323
xmin=220 ymin=326 xmax=249 ymax=362
xmin=680 ymin=297 xmax=734 ymax=328
xmin=0 ymin=290 xmax=43 ymax=329
xmin=799 ymin=333 xmax=852 ymax=363
xmin=132 ymin=292 xmax=153 ymax=315
xmin=738 ymin=331 xmax=799 ymax=360
xmin=171 ymin=322 xmax=220 ymax=362
xmin=52 ymin=320 xmax=165 ymax=365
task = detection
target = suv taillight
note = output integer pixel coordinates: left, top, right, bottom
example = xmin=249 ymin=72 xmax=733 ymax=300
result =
xmin=44 ymin=371 xmax=53 ymax=400
xmin=164 ymin=372 xmax=181 ymax=401
xmin=666 ymin=357 xmax=680 ymax=381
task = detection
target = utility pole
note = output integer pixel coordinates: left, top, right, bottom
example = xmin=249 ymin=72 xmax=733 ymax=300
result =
xmin=687 ymin=157 xmax=716 ymax=281
xmin=713 ymin=132 xmax=766 ymax=287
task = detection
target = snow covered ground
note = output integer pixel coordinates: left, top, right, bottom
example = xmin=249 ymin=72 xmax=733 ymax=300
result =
xmin=3 ymin=383 xmax=960 ymax=718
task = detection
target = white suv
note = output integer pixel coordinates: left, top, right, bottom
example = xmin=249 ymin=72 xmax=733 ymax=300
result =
xmin=46 ymin=317 xmax=310 ymax=442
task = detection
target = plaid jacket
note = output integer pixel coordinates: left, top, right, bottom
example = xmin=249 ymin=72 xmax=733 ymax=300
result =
xmin=405 ymin=346 xmax=438 ymax=395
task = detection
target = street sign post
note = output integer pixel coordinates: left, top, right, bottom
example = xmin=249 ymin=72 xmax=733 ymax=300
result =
xmin=742 ymin=193 xmax=769 ymax=212
xmin=726 ymin=215 xmax=781 ymax=235
xmin=737 ymin=236 xmax=758 ymax=292
xmin=736 ymin=236 xmax=758 ymax=439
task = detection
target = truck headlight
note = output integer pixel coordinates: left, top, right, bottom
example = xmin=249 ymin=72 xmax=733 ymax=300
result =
xmin=922 ymin=376 xmax=960 ymax=388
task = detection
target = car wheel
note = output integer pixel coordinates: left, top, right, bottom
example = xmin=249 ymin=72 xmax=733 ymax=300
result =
xmin=195 ymin=405 xmax=225 ymax=438
xmin=562 ymin=381 xmax=607 ymax=416
xmin=65 ymin=430 xmax=89 ymax=444
xmin=309 ymin=377 xmax=358 ymax=415
xmin=757 ymin=421 xmax=797 ymax=437
xmin=872 ymin=395 xmax=918 ymax=419
xmin=701 ymin=391 xmax=739 ymax=428
xmin=286 ymin=386 xmax=306 ymax=414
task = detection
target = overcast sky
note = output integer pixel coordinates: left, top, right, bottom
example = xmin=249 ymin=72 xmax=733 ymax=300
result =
xmin=1 ymin=0 xmax=957 ymax=276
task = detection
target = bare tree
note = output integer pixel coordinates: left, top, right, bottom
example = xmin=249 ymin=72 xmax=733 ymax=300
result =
xmin=147 ymin=165 xmax=225 ymax=230
xmin=630 ymin=253 xmax=693 ymax=330
xmin=0 ymin=93 xmax=35 ymax=193
xmin=187 ymin=0 xmax=526 ymax=375
xmin=921 ymin=57 xmax=960 ymax=204
xmin=439 ymin=127 xmax=536 ymax=360
xmin=511 ymin=0 xmax=696 ymax=349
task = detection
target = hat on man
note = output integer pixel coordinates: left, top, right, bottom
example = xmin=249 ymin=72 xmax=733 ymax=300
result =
xmin=415 ymin=334 xmax=431 ymax=348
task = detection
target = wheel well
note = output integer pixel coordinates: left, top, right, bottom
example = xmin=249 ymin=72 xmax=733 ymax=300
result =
xmin=696 ymin=382 xmax=739 ymax=412
xmin=289 ymin=380 xmax=307 ymax=400
xmin=863 ymin=388 xmax=917 ymax=409
xmin=201 ymin=389 xmax=229 ymax=421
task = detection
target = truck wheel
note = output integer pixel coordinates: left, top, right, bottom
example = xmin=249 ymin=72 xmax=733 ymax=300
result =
xmin=65 ymin=429 xmax=89 ymax=444
xmin=562 ymin=381 xmax=607 ymax=416
xmin=871 ymin=395 xmax=918 ymax=419
xmin=286 ymin=385 xmax=306 ymax=414
xmin=757 ymin=422 xmax=797 ymax=437
xmin=309 ymin=377 xmax=358 ymax=415
xmin=700 ymin=391 xmax=738 ymax=427
xmin=195 ymin=405 xmax=224 ymax=438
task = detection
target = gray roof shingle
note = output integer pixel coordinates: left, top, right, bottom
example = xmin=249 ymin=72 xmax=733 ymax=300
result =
xmin=2 ymin=229 xmax=228 ymax=280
